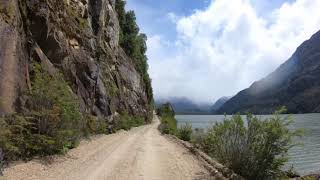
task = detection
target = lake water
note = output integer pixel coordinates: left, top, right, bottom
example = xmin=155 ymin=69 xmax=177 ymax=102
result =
xmin=176 ymin=114 xmax=320 ymax=175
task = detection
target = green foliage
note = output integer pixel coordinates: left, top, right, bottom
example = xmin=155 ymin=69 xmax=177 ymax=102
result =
xmin=0 ymin=0 xmax=15 ymax=24
xmin=78 ymin=18 xmax=89 ymax=30
xmin=113 ymin=113 xmax=145 ymax=131
xmin=284 ymin=165 xmax=300 ymax=178
xmin=190 ymin=128 xmax=206 ymax=146
xmin=64 ymin=1 xmax=77 ymax=18
xmin=26 ymin=62 xmax=85 ymax=155
xmin=201 ymin=108 xmax=303 ymax=180
xmin=157 ymin=103 xmax=177 ymax=135
xmin=0 ymin=62 xmax=88 ymax=161
xmin=157 ymin=103 xmax=175 ymax=117
xmin=159 ymin=115 xmax=177 ymax=135
xmin=300 ymin=176 xmax=318 ymax=180
xmin=177 ymin=123 xmax=193 ymax=141
xmin=85 ymin=114 xmax=108 ymax=135
xmin=108 ymin=81 xmax=119 ymax=97
xmin=115 ymin=0 xmax=153 ymax=104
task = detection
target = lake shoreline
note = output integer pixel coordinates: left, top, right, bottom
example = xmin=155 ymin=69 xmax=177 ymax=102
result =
xmin=176 ymin=114 xmax=320 ymax=176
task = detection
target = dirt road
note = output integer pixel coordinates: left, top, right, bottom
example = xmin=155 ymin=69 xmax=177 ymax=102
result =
xmin=3 ymin=116 xmax=213 ymax=180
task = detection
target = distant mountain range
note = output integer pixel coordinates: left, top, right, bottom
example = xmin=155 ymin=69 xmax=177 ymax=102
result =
xmin=216 ymin=30 xmax=320 ymax=114
xmin=155 ymin=97 xmax=212 ymax=114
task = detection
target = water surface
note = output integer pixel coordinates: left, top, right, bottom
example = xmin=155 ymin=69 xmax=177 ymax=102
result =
xmin=176 ymin=114 xmax=320 ymax=175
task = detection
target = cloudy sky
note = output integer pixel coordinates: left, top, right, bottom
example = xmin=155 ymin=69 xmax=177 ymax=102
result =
xmin=126 ymin=0 xmax=320 ymax=103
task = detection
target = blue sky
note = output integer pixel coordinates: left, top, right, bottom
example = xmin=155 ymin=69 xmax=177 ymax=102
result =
xmin=126 ymin=0 xmax=320 ymax=103
xmin=126 ymin=0 xmax=210 ymax=41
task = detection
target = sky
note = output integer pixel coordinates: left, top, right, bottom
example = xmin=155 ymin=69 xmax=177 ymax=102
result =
xmin=126 ymin=0 xmax=320 ymax=104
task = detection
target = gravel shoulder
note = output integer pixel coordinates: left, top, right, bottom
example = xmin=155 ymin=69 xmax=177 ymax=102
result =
xmin=3 ymin=116 xmax=213 ymax=180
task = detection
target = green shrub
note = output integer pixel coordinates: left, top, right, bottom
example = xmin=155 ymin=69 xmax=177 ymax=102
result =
xmin=0 ymin=115 xmax=31 ymax=160
xmin=178 ymin=123 xmax=193 ymax=141
xmin=157 ymin=103 xmax=174 ymax=117
xmin=0 ymin=0 xmax=16 ymax=24
xmin=26 ymin=62 xmax=85 ymax=155
xmin=113 ymin=113 xmax=145 ymax=131
xmin=157 ymin=103 xmax=177 ymax=135
xmin=190 ymin=128 xmax=206 ymax=149
xmin=85 ymin=114 xmax=108 ymax=135
xmin=158 ymin=115 xmax=177 ymax=135
xmin=201 ymin=108 xmax=303 ymax=180
xmin=0 ymin=62 xmax=88 ymax=160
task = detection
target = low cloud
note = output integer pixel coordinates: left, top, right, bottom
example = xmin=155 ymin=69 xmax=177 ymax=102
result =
xmin=147 ymin=0 xmax=320 ymax=103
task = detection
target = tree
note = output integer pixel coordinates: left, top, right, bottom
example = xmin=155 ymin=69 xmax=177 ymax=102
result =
xmin=115 ymin=1 xmax=153 ymax=104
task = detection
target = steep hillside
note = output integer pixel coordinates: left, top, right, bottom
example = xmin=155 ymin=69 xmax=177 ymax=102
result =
xmin=0 ymin=0 xmax=153 ymax=119
xmin=217 ymin=30 xmax=320 ymax=114
xmin=211 ymin=96 xmax=230 ymax=112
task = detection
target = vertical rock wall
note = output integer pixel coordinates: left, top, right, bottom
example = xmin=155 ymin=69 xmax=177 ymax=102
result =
xmin=0 ymin=0 xmax=153 ymax=121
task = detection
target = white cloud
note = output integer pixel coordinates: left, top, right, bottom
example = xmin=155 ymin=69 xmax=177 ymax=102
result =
xmin=147 ymin=0 xmax=320 ymax=103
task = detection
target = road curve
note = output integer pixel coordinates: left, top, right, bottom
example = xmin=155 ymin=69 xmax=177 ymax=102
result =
xmin=3 ymin=116 xmax=213 ymax=180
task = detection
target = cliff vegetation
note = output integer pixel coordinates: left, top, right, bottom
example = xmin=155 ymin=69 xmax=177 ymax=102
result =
xmin=0 ymin=0 xmax=153 ymax=167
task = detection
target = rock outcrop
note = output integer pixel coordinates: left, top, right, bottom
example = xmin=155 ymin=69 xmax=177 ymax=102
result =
xmin=217 ymin=30 xmax=320 ymax=114
xmin=0 ymin=0 xmax=153 ymax=121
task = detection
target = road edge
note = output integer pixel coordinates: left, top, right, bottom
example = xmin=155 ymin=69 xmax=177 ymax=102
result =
xmin=164 ymin=135 xmax=244 ymax=180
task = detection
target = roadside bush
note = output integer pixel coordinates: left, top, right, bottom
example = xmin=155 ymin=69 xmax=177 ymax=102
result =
xmin=25 ymin=62 xmax=85 ymax=155
xmin=202 ymin=108 xmax=303 ymax=180
xmin=157 ymin=103 xmax=177 ymax=135
xmin=0 ymin=115 xmax=31 ymax=160
xmin=178 ymin=123 xmax=193 ymax=141
xmin=0 ymin=62 xmax=86 ymax=160
xmin=191 ymin=128 xmax=206 ymax=148
xmin=158 ymin=115 xmax=177 ymax=135
xmin=85 ymin=114 xmax=108 ymax=135
xmin=113 ymin=113 xmax=145 ymax=131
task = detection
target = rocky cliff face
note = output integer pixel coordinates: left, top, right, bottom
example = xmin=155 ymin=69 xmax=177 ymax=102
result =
xmin=0 ymin=0 xmax=153 ymax=121
xmin=217 ymin=30 xmax=320 ymax=114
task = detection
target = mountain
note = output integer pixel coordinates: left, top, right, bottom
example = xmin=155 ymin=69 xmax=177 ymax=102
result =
xmin=216 ymin=30 xmax=320 ymax=114
xmin=0 ymin=0 xmax=153 ymax=120
xmin=211 ymin=96 xmax=230 ymax=112
xmin=156 ymin=97 xmax=212 ymax=114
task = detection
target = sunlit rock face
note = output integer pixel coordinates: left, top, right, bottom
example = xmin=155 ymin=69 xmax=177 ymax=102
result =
xmin=217 ymin=31 xmax=320 ymax=114
xmin=0 ymin=0 xmax=153 ymax=121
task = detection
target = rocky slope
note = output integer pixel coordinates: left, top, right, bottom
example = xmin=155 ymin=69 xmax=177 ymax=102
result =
xmin=217 ymin=30 xmax=320 ymax=114
xmin=0 ymin=0 xmax=153 ymax=121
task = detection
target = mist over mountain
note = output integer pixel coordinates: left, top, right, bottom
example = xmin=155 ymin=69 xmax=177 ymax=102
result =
xmin=211 ymin=97 xmax=231 ymax=112
xmin=156 ymin=97 xmax=213 ymax=114
xmin=216 ymin=30 xmax=320 ymax=114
